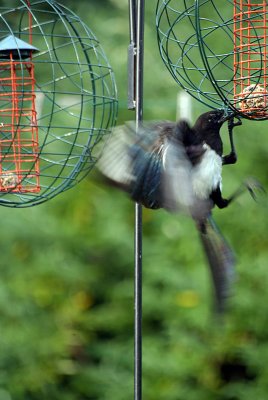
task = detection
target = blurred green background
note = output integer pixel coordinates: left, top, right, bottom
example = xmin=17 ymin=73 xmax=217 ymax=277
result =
xmin=0 ymin=0 xmax=268 ymax=399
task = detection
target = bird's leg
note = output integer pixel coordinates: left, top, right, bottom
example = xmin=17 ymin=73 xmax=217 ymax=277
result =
xmin=210 ymin=187 xmax=229 ymax=209
xmin=222 ymin=116 xmax=242 ymax=165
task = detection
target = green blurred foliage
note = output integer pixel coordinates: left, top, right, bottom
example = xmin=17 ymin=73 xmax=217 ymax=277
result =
xmin=0 ymin=1 xmax=267 ymax=400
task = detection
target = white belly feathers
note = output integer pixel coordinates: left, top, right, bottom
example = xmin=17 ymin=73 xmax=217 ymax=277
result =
xmin=191 ymin=143 xmax=222 ymax=199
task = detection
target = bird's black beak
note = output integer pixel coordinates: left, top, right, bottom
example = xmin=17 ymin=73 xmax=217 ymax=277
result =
xmin=218 ymin=111 xmax=238 ymax=124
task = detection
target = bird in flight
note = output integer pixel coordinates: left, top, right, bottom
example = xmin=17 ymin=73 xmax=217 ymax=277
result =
xmin=98 ymin=109 xmax=261 ymax=313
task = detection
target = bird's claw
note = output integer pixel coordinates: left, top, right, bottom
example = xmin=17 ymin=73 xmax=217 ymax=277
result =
xmin=222 ymin=151 xmax=237 ymax=165
xmin=244 ymin=178 xmax=266 ymax=202
xmin=228 ymin=116 xmax=242 ymax=130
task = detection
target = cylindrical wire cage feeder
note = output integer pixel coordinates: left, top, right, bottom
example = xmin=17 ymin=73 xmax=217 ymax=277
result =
xmin=156 ymin=0 xmax=268 ymax=120
xmin=0 ymin=35 xmax=40 ymax=194
xmin=0 ymin=0 xmax=117 ymax=207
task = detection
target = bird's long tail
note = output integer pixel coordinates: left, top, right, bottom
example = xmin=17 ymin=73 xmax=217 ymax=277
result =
xmin=197 ymin=216 xmax=235 ymax=314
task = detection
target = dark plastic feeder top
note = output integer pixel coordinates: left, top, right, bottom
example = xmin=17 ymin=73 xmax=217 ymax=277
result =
xmin=0 ymin=35 xmax=39 ymax=60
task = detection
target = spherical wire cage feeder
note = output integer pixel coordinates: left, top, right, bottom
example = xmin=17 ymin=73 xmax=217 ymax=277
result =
xmin=156 ymin=0 xmax=268 ymax=120
xmin=0 ymin=0 xmax=117 ymax=207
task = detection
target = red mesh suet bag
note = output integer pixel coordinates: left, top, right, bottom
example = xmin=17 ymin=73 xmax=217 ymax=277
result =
xmin=0 ymin=36 xmax=40 ymax=193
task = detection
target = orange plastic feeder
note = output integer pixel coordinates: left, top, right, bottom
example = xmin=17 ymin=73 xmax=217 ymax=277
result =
xmin=0 ymin=35 xmax=40 ymax=193
xmin=234 ymin=0 xmax=268 ymax=116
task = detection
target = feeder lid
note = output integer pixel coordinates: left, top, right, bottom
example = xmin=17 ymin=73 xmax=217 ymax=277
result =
xmin=0 ymin=35 xmax=39 ymax=59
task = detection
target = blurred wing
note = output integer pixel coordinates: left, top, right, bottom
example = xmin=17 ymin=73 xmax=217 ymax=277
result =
xmin=128 ymin=143 xmax=163 ymax=208
xmin=97 ymin=124 xmax=136 ymax=189
xmin=162 ymin=136 xmax=195 ymax=212
xmin=98 ymin=121 xmax=209 ymax=216
xmin=198 ymin=216 xmax=235 ymax=313
xmin=163 ymin=139 xmax=213 ymax=218
xmin=98 ymin=122 xmax=168 ymax=208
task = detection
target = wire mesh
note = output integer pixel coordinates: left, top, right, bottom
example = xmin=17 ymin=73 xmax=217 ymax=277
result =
xmin=0 ymin=0 xmax=117 ymax=207
xmin=156 ymin=0 xmax=268 ymax=120
xmin=233 ymin=0 xmax=268 ymax=116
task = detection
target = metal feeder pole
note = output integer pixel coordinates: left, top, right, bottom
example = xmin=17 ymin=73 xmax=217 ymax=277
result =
xmin=128 ymin=1 xmax=145 ymax=399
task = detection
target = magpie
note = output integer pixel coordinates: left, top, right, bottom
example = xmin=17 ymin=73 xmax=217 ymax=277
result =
xmin=98 ymin=109 xmax=260 ymax=313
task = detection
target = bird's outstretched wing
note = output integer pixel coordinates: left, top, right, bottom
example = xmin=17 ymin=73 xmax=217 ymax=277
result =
xmin=197 ymin=216 xmax=235 ymax=313
xmin=97 ymin=122 xmax=210 ymax=216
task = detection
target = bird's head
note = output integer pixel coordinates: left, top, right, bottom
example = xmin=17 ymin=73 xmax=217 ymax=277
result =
xmin=194 ymin=109 xmax=227 ymax=132
xmin=196 ymin=110 xmax=225 ymax=129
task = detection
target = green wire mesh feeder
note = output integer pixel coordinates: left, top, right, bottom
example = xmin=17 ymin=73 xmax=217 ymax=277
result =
xmin=0 ymin=0 xmax=117 ymax=207
xmin=156 ymin=0 xmax=268 ymax=120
